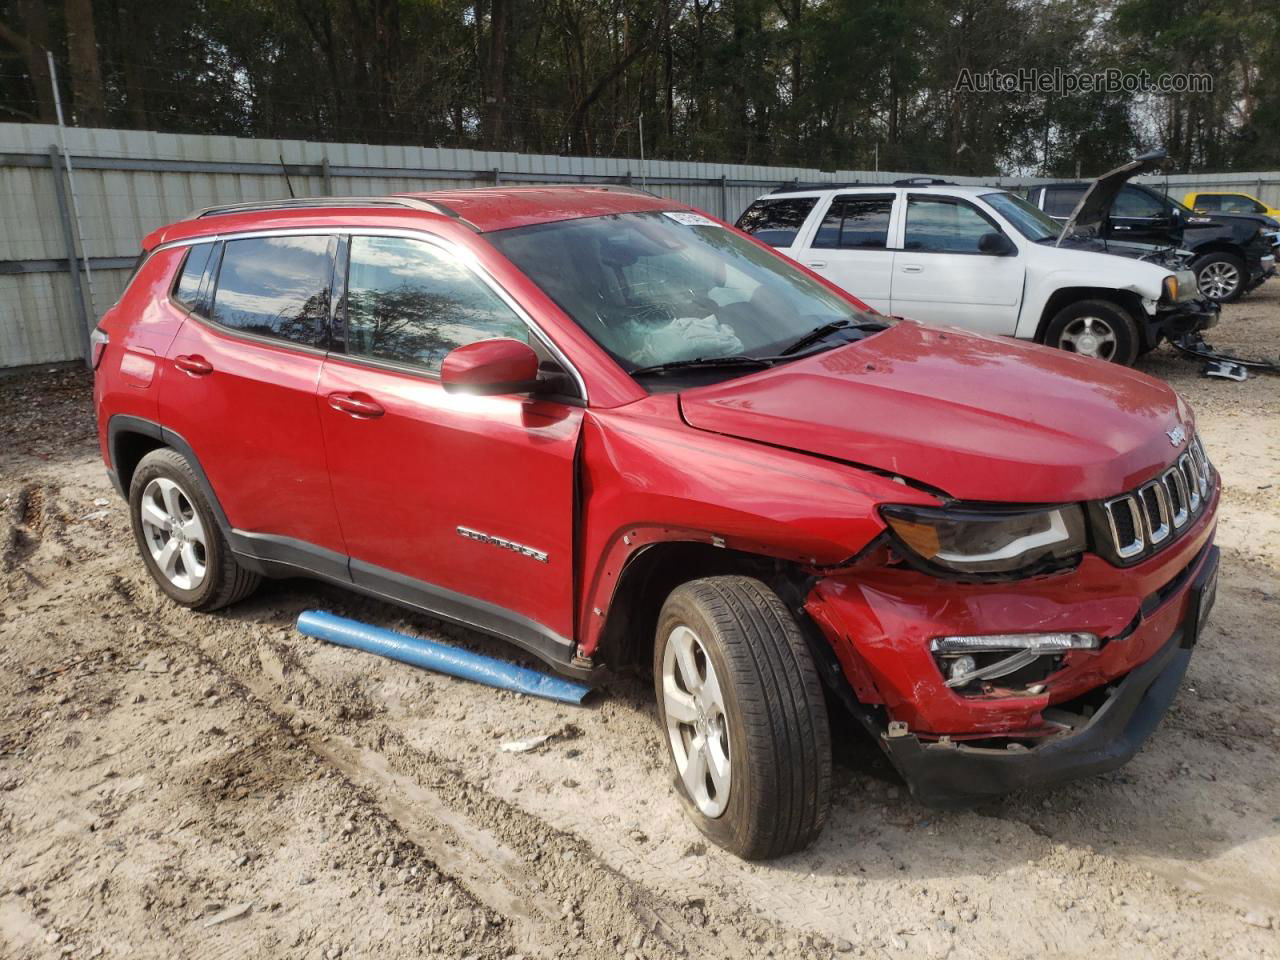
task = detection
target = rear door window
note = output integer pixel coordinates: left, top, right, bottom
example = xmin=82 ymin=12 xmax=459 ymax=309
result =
xmin=735 ymin=197 xmax=818 ymax=247
xmin=813 ymin=195 xmax=894 ymax=249
xmin=342 ymin=235 xmax=529 ymax=374
xmin=1043 ymin=186 xmax=1086 ymax=217
xmin=210 ymin=235 xmax=335 ymax=347
xmin=1190 ymin=194 xmax=1221 ymax=211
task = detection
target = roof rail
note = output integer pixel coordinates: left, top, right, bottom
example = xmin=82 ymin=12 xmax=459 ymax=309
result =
xmin=892 ymin=176 xmax=954 ymax=186
xmin=769 ymin=181 xmax=864 ymax=194
xmin=188 ymin=195 xmax=447 ymax=220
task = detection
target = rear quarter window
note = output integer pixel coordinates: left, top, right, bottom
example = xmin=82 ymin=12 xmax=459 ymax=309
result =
xmin=736 ymin=197 xmax=818 ymax=247
xmin=172 ymin=243 xmax=215 ymax=316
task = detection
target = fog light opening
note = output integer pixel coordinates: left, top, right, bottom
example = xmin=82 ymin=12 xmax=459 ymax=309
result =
xmin=932 ymin=632 xmax=1099 ymax=694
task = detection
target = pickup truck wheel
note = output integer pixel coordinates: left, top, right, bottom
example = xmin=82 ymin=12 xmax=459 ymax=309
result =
xmin=1192 ymin=252 xmax=1245 ymax=302
xmin=653 ymin=576 xmax=831 ymax=860
xmin=128 ymin=448 xmax=260 ymax=610
xmin=1044 ymin=299 xmax=1139 ymax=365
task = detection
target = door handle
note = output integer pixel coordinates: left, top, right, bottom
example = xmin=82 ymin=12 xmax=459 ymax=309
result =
xmin=174 ymin=354 xmax=213 ymax=376
xmin=806 ymin=260 xmax=827 ymax=268
xmin=902 ymin=264 xmax=924 ymax=273
xmin=327 ymin=392 xmax=384 ymax=419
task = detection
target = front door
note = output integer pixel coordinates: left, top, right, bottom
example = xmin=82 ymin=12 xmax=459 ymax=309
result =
xmin=1106 ymin=185 xmax=1174 ymax=245
xmin=317 ymin=233 xmax=583 ymax=660
xmin=798 ymin=193 xmax=895 ymax=313
xmin=889 ymin=194 xmax=1024 ymax=333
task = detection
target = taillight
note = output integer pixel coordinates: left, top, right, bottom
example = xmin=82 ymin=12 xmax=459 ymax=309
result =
xmin=90 ymin=328 xmax=109 ymax=369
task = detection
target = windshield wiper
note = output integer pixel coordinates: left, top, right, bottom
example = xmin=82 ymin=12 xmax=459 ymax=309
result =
xmin=778 ymin=318 xmax=883 ymax=356
xmin=629 ymin=355 xmax=775 ymax=377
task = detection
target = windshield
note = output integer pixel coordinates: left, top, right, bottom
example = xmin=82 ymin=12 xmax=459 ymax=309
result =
xmin=487 ymin=210 xmax=881 ymax=374
xmin=982 ymin=191 xmax=1060 ymax=241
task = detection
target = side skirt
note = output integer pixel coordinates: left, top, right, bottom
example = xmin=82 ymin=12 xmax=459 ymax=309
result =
xmin=230 ymin=531 xmax=591 ymax=682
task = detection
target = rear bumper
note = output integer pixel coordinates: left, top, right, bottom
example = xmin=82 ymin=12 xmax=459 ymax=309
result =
xmin=874 ymin=544 xmax=1217 ymax=807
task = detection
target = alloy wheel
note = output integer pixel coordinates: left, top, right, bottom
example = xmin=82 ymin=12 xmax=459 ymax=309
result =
xmin=662 ymin=624 xmax=731 ymax=817
xmin=1197 ymin=261 xmax=1241 ymax=300
xmin=1058 ymin=315 xmax=1117 ymax=360
xmin=138 ymin=477 xmax=208 ymax=591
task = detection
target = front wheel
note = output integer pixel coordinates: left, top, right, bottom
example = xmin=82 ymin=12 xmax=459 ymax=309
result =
xmin=1192 ymin=252 xmax=1246 ymax=303
xmin=1043 ymin=299 xmax=1140 ymax=365
xmin=653 ymin=576 xmax=831 ymax=860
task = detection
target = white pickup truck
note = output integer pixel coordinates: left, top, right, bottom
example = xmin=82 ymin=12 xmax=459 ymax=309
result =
xmin=736 ymin=178 xmax=1217 ymax=365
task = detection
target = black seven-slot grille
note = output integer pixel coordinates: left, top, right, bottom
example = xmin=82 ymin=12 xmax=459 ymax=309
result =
xmin=1091 ymin=436 xmax=1214 ymax=566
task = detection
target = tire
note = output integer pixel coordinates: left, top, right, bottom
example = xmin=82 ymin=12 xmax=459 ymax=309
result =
xmin=1043 ymin=298 xmax=1140 ymax=365
xmin=652 ymin=576 xmax=831 ymax=860
xmin=1191 ymin=252 xmax=1246 ymax=303
xmin=128 ymin=448 xmax=260 ymax=610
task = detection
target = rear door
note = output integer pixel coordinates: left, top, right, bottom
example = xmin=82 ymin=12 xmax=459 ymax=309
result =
xmin=317 ymin=232 xmax=583 ymax=657
xmin=794 ymin=193 xmax=896 ymax=312
xmin=159 ymin=233 xmax=347 ymax=559
xmin=889 ymin=194 xmax=1024 ymax=333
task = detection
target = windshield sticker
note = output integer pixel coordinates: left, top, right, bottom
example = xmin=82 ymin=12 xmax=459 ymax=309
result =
xmin=662 ymin=211 xmax=720 ymax=228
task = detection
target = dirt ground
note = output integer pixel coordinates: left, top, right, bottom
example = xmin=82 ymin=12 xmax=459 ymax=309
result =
xmin=2 ymin=289 xmax=1278 ymax=960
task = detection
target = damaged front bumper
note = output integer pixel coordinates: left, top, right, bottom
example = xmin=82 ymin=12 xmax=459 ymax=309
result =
xmin=805 ymin=486 xmax=1219 ymax=807
xmin=880 ymin=545 xmax=1217 ymax=807
xmin=1149 ymin=296 xmax=1218 ymax=344
xmin=1244 ymin=255 xmax=1276 ymax=295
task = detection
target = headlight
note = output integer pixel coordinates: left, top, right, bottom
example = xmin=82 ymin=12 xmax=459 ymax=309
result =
xmin=880 ymin=503 xmax=1087 ymax=577
xmin=1162 ymin=275 xmax=1178 ymax=302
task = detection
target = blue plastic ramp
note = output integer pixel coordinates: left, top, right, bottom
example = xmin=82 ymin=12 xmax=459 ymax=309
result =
xmin=296 ymin=610 xmax=591 ymax=705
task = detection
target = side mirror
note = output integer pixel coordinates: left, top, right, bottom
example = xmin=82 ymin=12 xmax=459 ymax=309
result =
xmin=441 ymin=338 xmax=541 ymax=396
xmin=978 ymin=231 xmax=1015 ymax=256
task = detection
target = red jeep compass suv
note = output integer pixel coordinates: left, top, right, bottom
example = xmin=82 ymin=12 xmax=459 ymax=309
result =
xmin=93 ymin=187 xmax=1219 ymax=860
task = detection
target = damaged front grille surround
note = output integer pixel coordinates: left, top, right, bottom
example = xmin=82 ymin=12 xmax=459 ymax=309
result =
xmin=1095 ymin=437 xmax=1213 ymax=565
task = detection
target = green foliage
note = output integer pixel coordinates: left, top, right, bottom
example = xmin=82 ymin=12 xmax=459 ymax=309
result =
xmin=0 ymin=0 xmax=1275 ymax=174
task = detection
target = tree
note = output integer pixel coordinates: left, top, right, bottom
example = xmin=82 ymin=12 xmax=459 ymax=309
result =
xmin=64 ymin=0 xmax=105 ymax=125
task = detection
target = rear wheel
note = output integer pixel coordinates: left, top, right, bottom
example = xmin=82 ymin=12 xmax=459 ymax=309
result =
xmin=1044 ymin=299 xmax=1140 ymax=365
xmin=128 ymin=448 xmax=260 ymax=610
xmin=1192 ymin=252 xmax=1246 ymax=302
xmin=653 ymin=576 xmax=831 ymax=860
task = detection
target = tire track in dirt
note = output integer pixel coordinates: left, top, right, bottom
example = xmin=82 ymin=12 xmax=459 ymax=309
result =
xmin=216 ymin=633 xmax=778 ymax=959
xmin=91 ymin=576 xmax=526 ymax=960
xmin=103 ymin=561 xmax=801 ymax=959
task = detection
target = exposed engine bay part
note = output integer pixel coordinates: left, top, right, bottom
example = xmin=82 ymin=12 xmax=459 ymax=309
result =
xmin=1172 ymin=332 xmax=1280 ymax=376
xmin=1138 ymin=246 xmax=1196 ymax=270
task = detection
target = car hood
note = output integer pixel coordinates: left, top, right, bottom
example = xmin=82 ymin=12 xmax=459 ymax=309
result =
xmin=1058 ymin=149 xmax=1168 ymax=244
xmin=678 ymin=322 xmax=1193 ymax=503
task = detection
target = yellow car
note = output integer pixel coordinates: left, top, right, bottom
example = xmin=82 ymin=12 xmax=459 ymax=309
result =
xmin=1183 ymin=190 xmax=1280 ymax=218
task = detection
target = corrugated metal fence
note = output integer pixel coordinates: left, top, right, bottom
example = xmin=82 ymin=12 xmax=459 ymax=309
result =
xmin=3 ymin=120 xmax=1279 ymax=369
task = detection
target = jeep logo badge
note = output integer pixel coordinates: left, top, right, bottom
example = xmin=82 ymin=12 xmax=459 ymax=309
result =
xmin=1167 ymin=425 xmax=1186 ymax=447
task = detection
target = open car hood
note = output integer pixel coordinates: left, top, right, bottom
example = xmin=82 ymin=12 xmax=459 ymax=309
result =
xmin=678 ymin=323 xmax=1192 ymax=504
xmin=1057 ymin=149 xmax=1169 ymax=245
